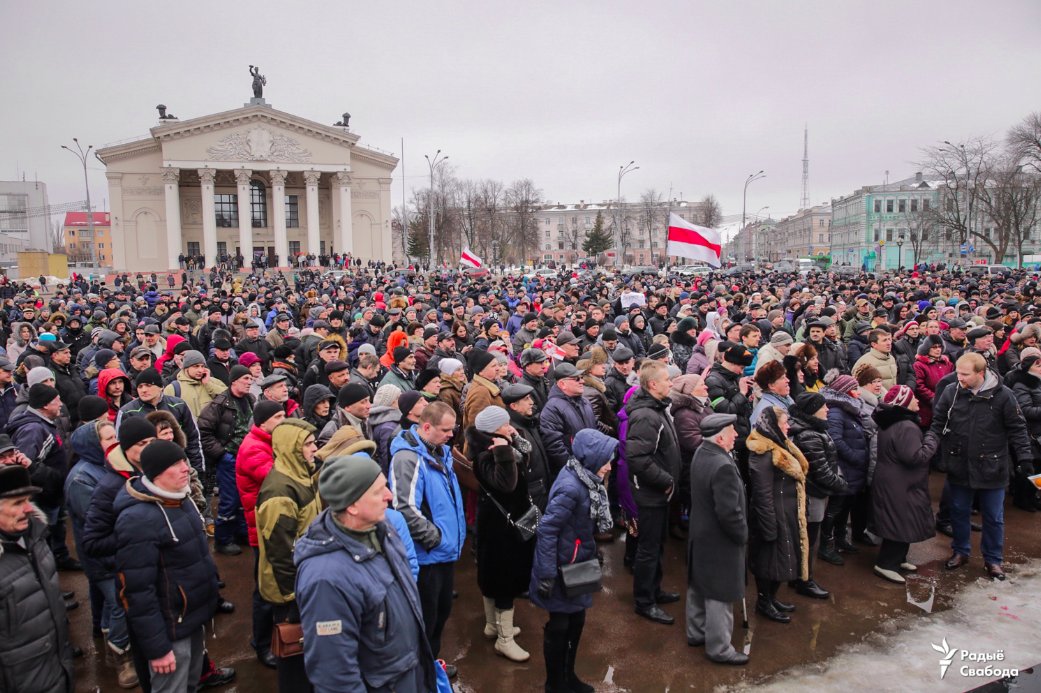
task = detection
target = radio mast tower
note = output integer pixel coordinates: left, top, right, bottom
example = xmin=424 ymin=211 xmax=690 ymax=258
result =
xmin=800 ymin=124 xmax=810 ymax=210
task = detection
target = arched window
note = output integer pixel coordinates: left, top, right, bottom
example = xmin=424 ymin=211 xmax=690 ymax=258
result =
xmin=250 ymin=181 xmax=267 ymax=228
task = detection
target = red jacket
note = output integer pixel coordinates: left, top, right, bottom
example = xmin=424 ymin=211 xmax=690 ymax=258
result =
xmin=235 ymin=425 xmax=274 ymax=547
xmin=913 ymin=353 xmax=953 ymax=428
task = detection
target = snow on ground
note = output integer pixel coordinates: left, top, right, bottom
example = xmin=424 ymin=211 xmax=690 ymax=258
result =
xmin=726 ymin=562 xmax=1041 ymax=693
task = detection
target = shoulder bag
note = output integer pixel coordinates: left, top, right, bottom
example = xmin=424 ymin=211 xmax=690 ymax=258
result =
xmin=559 ymin=538 xmax=602 ymax=598
xmin=480 ymin=483 xmax=541 ymax=542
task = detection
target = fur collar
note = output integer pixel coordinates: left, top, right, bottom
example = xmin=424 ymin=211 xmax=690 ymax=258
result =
xmin=746 ymin=430 xmax=808 ymax=481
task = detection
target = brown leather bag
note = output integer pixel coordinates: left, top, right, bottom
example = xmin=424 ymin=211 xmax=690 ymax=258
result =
xmin=271 ymin=622 xmax=304 ymax=658
xmin=452 ymin=446 xmax=478 ymax=492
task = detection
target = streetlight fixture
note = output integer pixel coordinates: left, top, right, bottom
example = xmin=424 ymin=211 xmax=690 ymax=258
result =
xmin=616 ymin=161 xmax=639 ymax=266
xmin=61 ymin=138 xmax=96 ymax=266
xmin=424 ymin=150 xmax=448 ymax=268
xmin=742 ymin=170 xmax=765 ymax=261
xmin=897 ymin=233 xmax=905 ymax=270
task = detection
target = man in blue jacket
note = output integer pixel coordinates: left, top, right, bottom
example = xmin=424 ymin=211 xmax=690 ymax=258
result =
xmin=389 ymin=401 xmax=465 ymax=679
xmin=296 ymin=454 xmax=438 ymax=693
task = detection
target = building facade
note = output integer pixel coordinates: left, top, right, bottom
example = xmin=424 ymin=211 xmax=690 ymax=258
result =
xmin=62 ymin=212 xmax=112 ymax=267
xmin=97 ymin=100 xmax=398 ymax=272
xmin=0 ymin=180 xmax=51 ymax=252
xmin=534 ymin=199 xmax=709 ymax=266
xmin=765 ymin=204 xmax=832 ymax=261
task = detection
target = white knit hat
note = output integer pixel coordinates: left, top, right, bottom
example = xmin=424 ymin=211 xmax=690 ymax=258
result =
xmin=475 ymin=406 xmax=510 ymax=434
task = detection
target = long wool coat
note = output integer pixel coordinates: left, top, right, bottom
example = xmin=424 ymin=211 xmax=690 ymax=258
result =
xmin=871 ymin=404 xmax=940 ymax=543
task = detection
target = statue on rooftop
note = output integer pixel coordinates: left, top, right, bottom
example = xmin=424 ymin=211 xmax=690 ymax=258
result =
xmin=249 ymin=65 xmax=266 ymax=99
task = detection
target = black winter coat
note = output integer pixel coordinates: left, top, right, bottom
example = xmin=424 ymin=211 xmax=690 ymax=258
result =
xmin=930 ymin=371 xmax=1033 ymax=489
xmin=604 ymin=368 xmax=630 ymax=415
xmin=198 ymin=390 xmax=255 ymax=466
xmin=0 ymin=514 xmax=73 ymax=693
xmin=540 ymin=385 xmax=597 ymax=475
xmin=705 ymin=363 xmax=753 ymax=442
xmin=114 ymin=477 xmax=219 ymax=661
xmin=623 ymin=390 xmax=681 ymax=508
xmin=1008 ymin=368 xmax=1041 ymax=443
xmin=687 ymin=441 xmax=747 ymax=601
xmin=788 ymin=411 xmax=849 ymax=499
xmin=871 ymin=404 xmax=940 ymax=543
xmin=508 ymin=409 xmax=552 ymax=511
xmin=467 ymin=427 xmax=536 ymax=601
xmin=51 ymin=362 xmax=86 ymax=427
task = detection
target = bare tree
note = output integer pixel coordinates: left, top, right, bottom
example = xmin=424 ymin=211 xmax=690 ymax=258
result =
xmin=638 ymin=189 xmax=662 ymax=256
xmin=1009 ymin=112 xmax=1041 ymax=174
xmin=977 ymin=154 xmax=1041 ymax=267
xmin=692 ymin=194 xmax=723 ymax=228
xmin=392 ymin=205 xmax=411 ymax=263
xmin=477 ymin=179 xmax=505 ymax=263
xmin=901 ymin=204 xmax=933 ymax=268
xmin=920 ymin=139 xmax=995 ymax=259
xmin=505 ymin=179 xmax=543 ymax=265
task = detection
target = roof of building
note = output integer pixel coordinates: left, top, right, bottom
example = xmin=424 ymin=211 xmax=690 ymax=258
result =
xmin=64 ymin=212 xmax=110 ymax=227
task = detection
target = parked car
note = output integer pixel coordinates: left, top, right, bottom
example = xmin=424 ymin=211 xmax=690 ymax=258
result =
xmin=966 ymin=264 xmax=1011 ymax=278
xmin=674 ymin=264 xmax=711 ymax=277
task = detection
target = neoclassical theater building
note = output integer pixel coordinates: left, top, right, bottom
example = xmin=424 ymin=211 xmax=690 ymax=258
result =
xmin=97 ymin=94 xmax=398 ymax=272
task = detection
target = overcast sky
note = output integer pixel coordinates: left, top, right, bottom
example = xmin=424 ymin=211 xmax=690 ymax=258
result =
xmin=3 ymin=1 xmax=1040 ymax=239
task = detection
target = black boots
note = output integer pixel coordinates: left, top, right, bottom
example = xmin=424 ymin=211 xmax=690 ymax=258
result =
xmin=817 ymin=539 xmax=844 ymax=566
xmin=755 ymin=594 xmax=791 ymax=623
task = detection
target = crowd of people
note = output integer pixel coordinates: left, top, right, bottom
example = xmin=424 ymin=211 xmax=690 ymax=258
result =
xmin=0 ymin=258 xmax=1038 ymax=691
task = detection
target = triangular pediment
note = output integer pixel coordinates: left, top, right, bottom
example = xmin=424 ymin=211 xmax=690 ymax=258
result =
xmin=151 ymin=105 xmax=361 ymax=149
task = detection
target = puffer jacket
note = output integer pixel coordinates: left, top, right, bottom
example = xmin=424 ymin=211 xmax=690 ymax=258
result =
xmin=787 ymin=410 xmax=849 ymax=499
xmin=255 ymin=419 xmax=320 ymax=604
xmin=64 ymin=422 xmax=111 ymax=580
xmin=624 ymin=389 xmax=682 ymax=508
xmin=298 ymin=384 xmax=335 ymax=432
xmin=114 ymin=476 xmax=219 ymax=661
xmin=295 ymin=510 xmax=437 ymax=693
xmin=822 ymin=389 xmax=869 ymax=493
xmin=582 ymin=377 xmax=618 ymax=437
xmin=913 ymin=353 xmax=953 ymax=429
xmin=705 ymin=363 xmax=753 ymax=442
xmin=7 ymin=407 xmax=66 ymax=507
xmin=235 ymin=425 xmax=275 ymax=548
xmin=51 ymin=362 xmax=86 ymax=427
xmin=1008 ymin=367 xmax=1041 ymax=446
xmin=389 ymin=424 xmax=466 ymax=566
xmin=0 ymin=512 xmax=73 ymax=693
xmin=529 ymin=429 xmax=617 ymax=614
xmin=81 ymin=445 xmax=137 ymax=566
xmin=931 ymin=370 xmax=1033 ymax=489
xmin=852 ymin=348 xmax=898 ymax=389
xmin=369 ymin=406 xmax=403 ymax=475
xmin=539 ymin=384 xmax=597 ymax=475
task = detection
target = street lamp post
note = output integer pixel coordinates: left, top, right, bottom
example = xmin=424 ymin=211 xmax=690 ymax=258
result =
xmin=897 ymin=234 xmax=904 ymax=270
xmin=61 ymin=138 xmax=95 ymax=266
xmin=742 ymin=170 xmax=765 ymax=262
xmin=424 ymin=150 xmax=448 ymax=268
xmin=616 ymin=161 xmax=638 ymax=266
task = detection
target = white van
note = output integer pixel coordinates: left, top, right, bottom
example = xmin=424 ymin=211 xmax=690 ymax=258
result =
xmin=797 ymin=258 xmax=817 ymax=275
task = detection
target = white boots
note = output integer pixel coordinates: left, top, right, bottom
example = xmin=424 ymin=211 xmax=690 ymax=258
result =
xmin=494 ymin=607 xmax=530 ymax=662
xmin=482 ymin=596 xmax=520 ymax=639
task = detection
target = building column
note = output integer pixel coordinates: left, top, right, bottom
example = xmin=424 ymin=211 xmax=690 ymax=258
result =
xmin=303 ymin=171 xmax=321 ymax=265
xmin=234 ymin=169 xmax=253 ymax=266
xmin=106 ymin=173 xmax=125 ymax=270
xmin=335 ymin=172 xmax=353 ymax=258
xmin=197 ymin=169 xmax=218 ymax=268
xmin=161 ymin=167 xmax=181 ymax=271
xmin=270 ymin=170 xmax=288 ymax=267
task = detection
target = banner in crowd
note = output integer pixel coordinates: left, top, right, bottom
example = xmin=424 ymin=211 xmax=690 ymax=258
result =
xmin=666 ymin=213 xmax=722 ymax=267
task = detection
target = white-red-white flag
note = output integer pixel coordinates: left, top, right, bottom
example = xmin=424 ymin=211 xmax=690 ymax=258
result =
xmin=666 ymin=213 xmax=722 ymax=268
xmin=459 ymin=249 xmax=483 ymax=268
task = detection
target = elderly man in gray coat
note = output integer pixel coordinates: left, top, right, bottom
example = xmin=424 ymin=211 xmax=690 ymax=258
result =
xmin=685 ymin=413 xmax=749 ymax=665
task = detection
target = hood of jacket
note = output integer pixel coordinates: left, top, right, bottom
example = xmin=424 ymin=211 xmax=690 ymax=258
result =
xmin=98 ymin=367 xmax=130 ymax=401
xmin=302 ymin=384 xmax=335 ymax=419
xmin=571 ymin=428 xmax=618 ymax=473
xmin=271 ymin=418 xmax=318 ymax=485
xmin=70 ymin=420 xmax=106 ymax=467
xmin=368 ymin=404 xmax=401 ymax=428
xmin=294 ymin=508 xmax=390 ymax=565
xmin=787 ymin=409 xmax=828 ymax=437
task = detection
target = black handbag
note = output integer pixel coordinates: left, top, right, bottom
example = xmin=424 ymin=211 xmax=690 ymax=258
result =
xmin=481 ymin=486 xmax=541 ymax=542
xmin=559 ymin=538 xmax=602 ymax=598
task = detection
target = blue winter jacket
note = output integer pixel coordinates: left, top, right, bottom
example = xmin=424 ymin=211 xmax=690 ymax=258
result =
xmin=822 ymin=389 xmax=870 ymax=493
xmin=530 ymin=429 xmax=617 ymax=614
xmin=540 ymin=384 xmax=598 ymax=474
xmin=65 ymin=423 xmax=110 ymax=580
xmin=294 ymin=509 xmax=437 ymax=693
xmin=388 ymin=426 xmax=466 ymax=566
xmin=114 ymin=477 xmax=219 ymax=661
